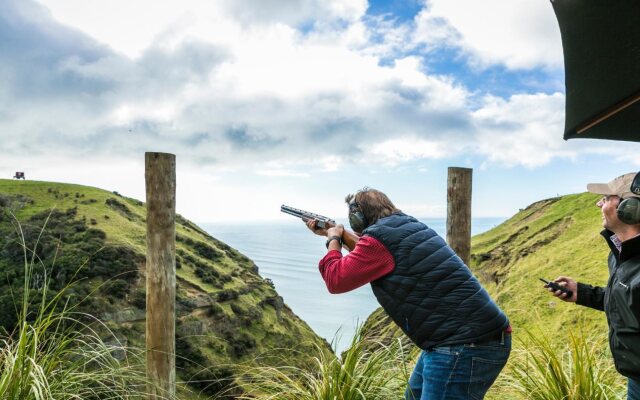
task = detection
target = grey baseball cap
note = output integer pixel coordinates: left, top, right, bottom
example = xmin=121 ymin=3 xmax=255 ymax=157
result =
xmin=587 ymin=173 xmax=640 ymax=199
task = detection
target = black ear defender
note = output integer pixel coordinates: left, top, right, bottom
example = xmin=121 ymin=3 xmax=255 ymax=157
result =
xmin=348 ymin=200 xmax=368 ymax=233
xmin=617 ymin=172 xmax=640 ymax=225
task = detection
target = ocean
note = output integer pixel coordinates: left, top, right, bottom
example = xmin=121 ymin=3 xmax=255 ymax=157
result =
xmin=201 ymin=217 xmax=505 ymax=352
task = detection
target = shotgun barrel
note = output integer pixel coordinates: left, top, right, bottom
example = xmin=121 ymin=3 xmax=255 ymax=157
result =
xmin=280 ymin=205 xmax=336 ymax=229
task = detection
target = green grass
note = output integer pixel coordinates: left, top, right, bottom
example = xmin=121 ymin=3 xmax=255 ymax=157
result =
xmin=469 ymin=193 xmax=610 ymax=337
xmin=471 ymin=193 xmax=621 ymax=399
xmin=0 ymin=213 xmax=160 ymax=400
xmin=239 ymin=323 xmax=411 ymax=400
xmin=0 ymin=179 xmax=330 ymax=398
xmin=496 ymin=328 xmax=625 ymax=399
xmin=0 ymin=179 xmax=146 ymax=250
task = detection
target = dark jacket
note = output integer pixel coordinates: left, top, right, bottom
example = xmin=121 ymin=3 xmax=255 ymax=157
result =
xmin=577 ymin=230 xmax=640 ymax=380
xmin=363 ymin=212 xmax=509 ymax=349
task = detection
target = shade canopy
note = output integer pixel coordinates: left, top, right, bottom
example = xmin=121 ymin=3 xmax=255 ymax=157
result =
xmin=552 ymin=0 xmax=640 ymax=142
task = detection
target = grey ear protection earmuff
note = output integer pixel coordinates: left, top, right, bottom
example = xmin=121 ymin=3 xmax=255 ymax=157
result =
xmin=348 ymin=200 xmax=368 ymax=233
xmin=617 ymin=198 xmax=640 ymax=224
xmin=617 ymin=172 xmax=640 ymax=225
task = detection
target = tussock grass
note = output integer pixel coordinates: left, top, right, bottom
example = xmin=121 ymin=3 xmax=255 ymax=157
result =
xmin=0 ymin=213 xmax=171 ymax=400
xmin=1 ymin=182 xmax=331 ymax=398
xmin=238 ymin=324 xmax=411 ymax=400
xmin=497 ymin=329 xmax=625 ymax=400
xmin=0 ymin=313 xmax=151 ymax=399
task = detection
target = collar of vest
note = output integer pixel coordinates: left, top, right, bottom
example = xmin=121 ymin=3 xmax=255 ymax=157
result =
xmin=364 ymin=212 xmax=408 ymax=230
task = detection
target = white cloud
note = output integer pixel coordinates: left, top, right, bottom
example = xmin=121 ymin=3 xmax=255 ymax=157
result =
xmin=401 ymin=202 xmax=447 ymax=218
xmin=6 ymin=0 xmax=631 ymax=191
xmin=35 ymin=0 xmax=200 ymax=58
xmin=36 ymin=0 xmax=368 ymax=58
xmin=369 ymin=137 xmax=453 ymax=166
xmin=473 ymin=92 xmax=570 ymax=167
xmin=257 ymin=169 xmax=310 ymax=177
xmin=414 ymin=0 xmax=563 ymax=70
xmin=256 ymin=161 xmax=312 ymax=177
xmin=5 ymin=0 xmax=640 ymax=225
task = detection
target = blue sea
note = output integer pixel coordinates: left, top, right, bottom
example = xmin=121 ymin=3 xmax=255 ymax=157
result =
xmin=201 ymin=217 xmax=505 ymax=352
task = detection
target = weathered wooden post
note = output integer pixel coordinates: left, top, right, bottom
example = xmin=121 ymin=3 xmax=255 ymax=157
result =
xmin=145 ymin=152 xmax=176 ymax=399
xmin=446 ymin=167 xmax=472 ymax=266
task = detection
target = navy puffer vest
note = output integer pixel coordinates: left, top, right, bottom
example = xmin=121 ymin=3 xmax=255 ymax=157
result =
xmin=364 ymin=213 xmax=509 ymax=349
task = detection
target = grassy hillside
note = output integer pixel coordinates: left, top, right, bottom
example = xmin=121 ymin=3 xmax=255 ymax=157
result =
xmin=363 ymin=192 xmax=623 ymax=398
xmin=0 ymin=179 xmax=329 ymax=398
xmin=470 ymin=193 xmax=608 ymax=333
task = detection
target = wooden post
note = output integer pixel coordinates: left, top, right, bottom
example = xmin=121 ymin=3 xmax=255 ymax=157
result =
xmin=145 ymin=152 xmax=176 ymax=399
xmin=446 ymin=167 xmax=472 ymax=266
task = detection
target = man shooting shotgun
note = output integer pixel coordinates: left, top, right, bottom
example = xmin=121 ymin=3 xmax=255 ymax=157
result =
xmin=280 ymin=205 xmax=359 ymax=249
xmin=287 ymin=188 xmax=511 ymax=400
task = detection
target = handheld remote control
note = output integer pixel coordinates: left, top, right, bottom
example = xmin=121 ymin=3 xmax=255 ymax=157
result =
xmin=540 ymin=278 xmax=573 ymax=298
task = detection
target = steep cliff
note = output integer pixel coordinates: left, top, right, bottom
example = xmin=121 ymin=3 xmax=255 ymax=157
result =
xmin=0 ymin=179 xmax=329 ymax=398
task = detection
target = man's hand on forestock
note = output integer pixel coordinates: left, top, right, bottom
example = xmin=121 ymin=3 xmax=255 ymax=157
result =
xmin=306 ymin=219 xmax=330 ymax=236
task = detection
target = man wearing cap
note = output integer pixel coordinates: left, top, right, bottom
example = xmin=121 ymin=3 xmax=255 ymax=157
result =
xmin=546 ymin=172 xmax=640 ymax=400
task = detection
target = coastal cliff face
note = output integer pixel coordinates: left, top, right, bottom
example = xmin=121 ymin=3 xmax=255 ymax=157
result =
xmin=363 ymin=192 xmax=610 ymax=354
xmin=0 ymin=179 xmax=329 ymax=398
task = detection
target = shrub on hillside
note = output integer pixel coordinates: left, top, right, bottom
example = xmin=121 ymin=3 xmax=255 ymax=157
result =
xmin=191 ymin=240 xmax=223 ymax=261
xmin=105 ymin=198 xmax=136 ymax=220
xmin=0 ymin=294 xmax=18 ymax=333
xmin=228 ymin=332 xmax=256 ymax=358
xmin=0 ymin=218 xmax=162 ymax=400
xmin=230 ymin=303 xmax=245 ymax=315
xmin=194 ymin=262 xmax=220 ymax=284
xmin=103 ymin=279 xmax=130 ymax=299
xmin=176 ymin=334 xmax=238 ymax=397
xmin=0 ymin=208 xmax=142 ymax=333
xmin=131 ymin=289 xmax=146 ymax=309
xmin=217 ymin=290 xmax=238 ymax=302
xmin=207 ymin=302 xmax=224 ymax=317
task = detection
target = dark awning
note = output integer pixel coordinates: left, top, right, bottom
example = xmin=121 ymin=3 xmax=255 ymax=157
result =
xmin=552 ymin=0 xmax=640 ymax=142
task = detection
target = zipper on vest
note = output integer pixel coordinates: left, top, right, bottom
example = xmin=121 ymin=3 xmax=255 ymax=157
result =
xmin=405 ymin=317 xmax=410 ymax=333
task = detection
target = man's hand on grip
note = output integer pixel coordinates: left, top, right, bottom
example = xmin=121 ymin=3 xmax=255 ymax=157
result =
xmin=327 ymin=224 xmax=344 ymax=239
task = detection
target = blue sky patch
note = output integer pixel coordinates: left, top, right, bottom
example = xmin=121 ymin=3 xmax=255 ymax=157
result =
xmin=366 ymin=0 xmax=423 ymax=22
xmin=421 ymin=47 xmax=564 ymax=99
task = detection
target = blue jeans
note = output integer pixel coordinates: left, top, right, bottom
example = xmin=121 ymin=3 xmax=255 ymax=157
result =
xmin=629 ymin=378 xmax=640 ymax=400
xmin=405 ymin=333 xmax=511 ymax=400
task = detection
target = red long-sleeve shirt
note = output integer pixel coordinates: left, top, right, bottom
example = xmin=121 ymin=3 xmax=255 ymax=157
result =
xmin=318 ymin=235 xmax=395 ymax=293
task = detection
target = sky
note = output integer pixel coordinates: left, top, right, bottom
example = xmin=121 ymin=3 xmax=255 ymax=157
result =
xmin=1 ymin=0 xmax=639 ymax=223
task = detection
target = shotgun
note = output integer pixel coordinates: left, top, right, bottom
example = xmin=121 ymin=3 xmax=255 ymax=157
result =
xmin=280 ymin=205 xmax=336 ymax=229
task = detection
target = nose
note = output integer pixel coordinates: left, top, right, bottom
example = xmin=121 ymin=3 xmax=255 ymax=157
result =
xmin=596 ymin=197 xmax=606 ymax=207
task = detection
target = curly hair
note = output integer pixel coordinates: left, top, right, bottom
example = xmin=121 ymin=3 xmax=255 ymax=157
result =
xmin=345 ymin=187 xmax=400 ymax=228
